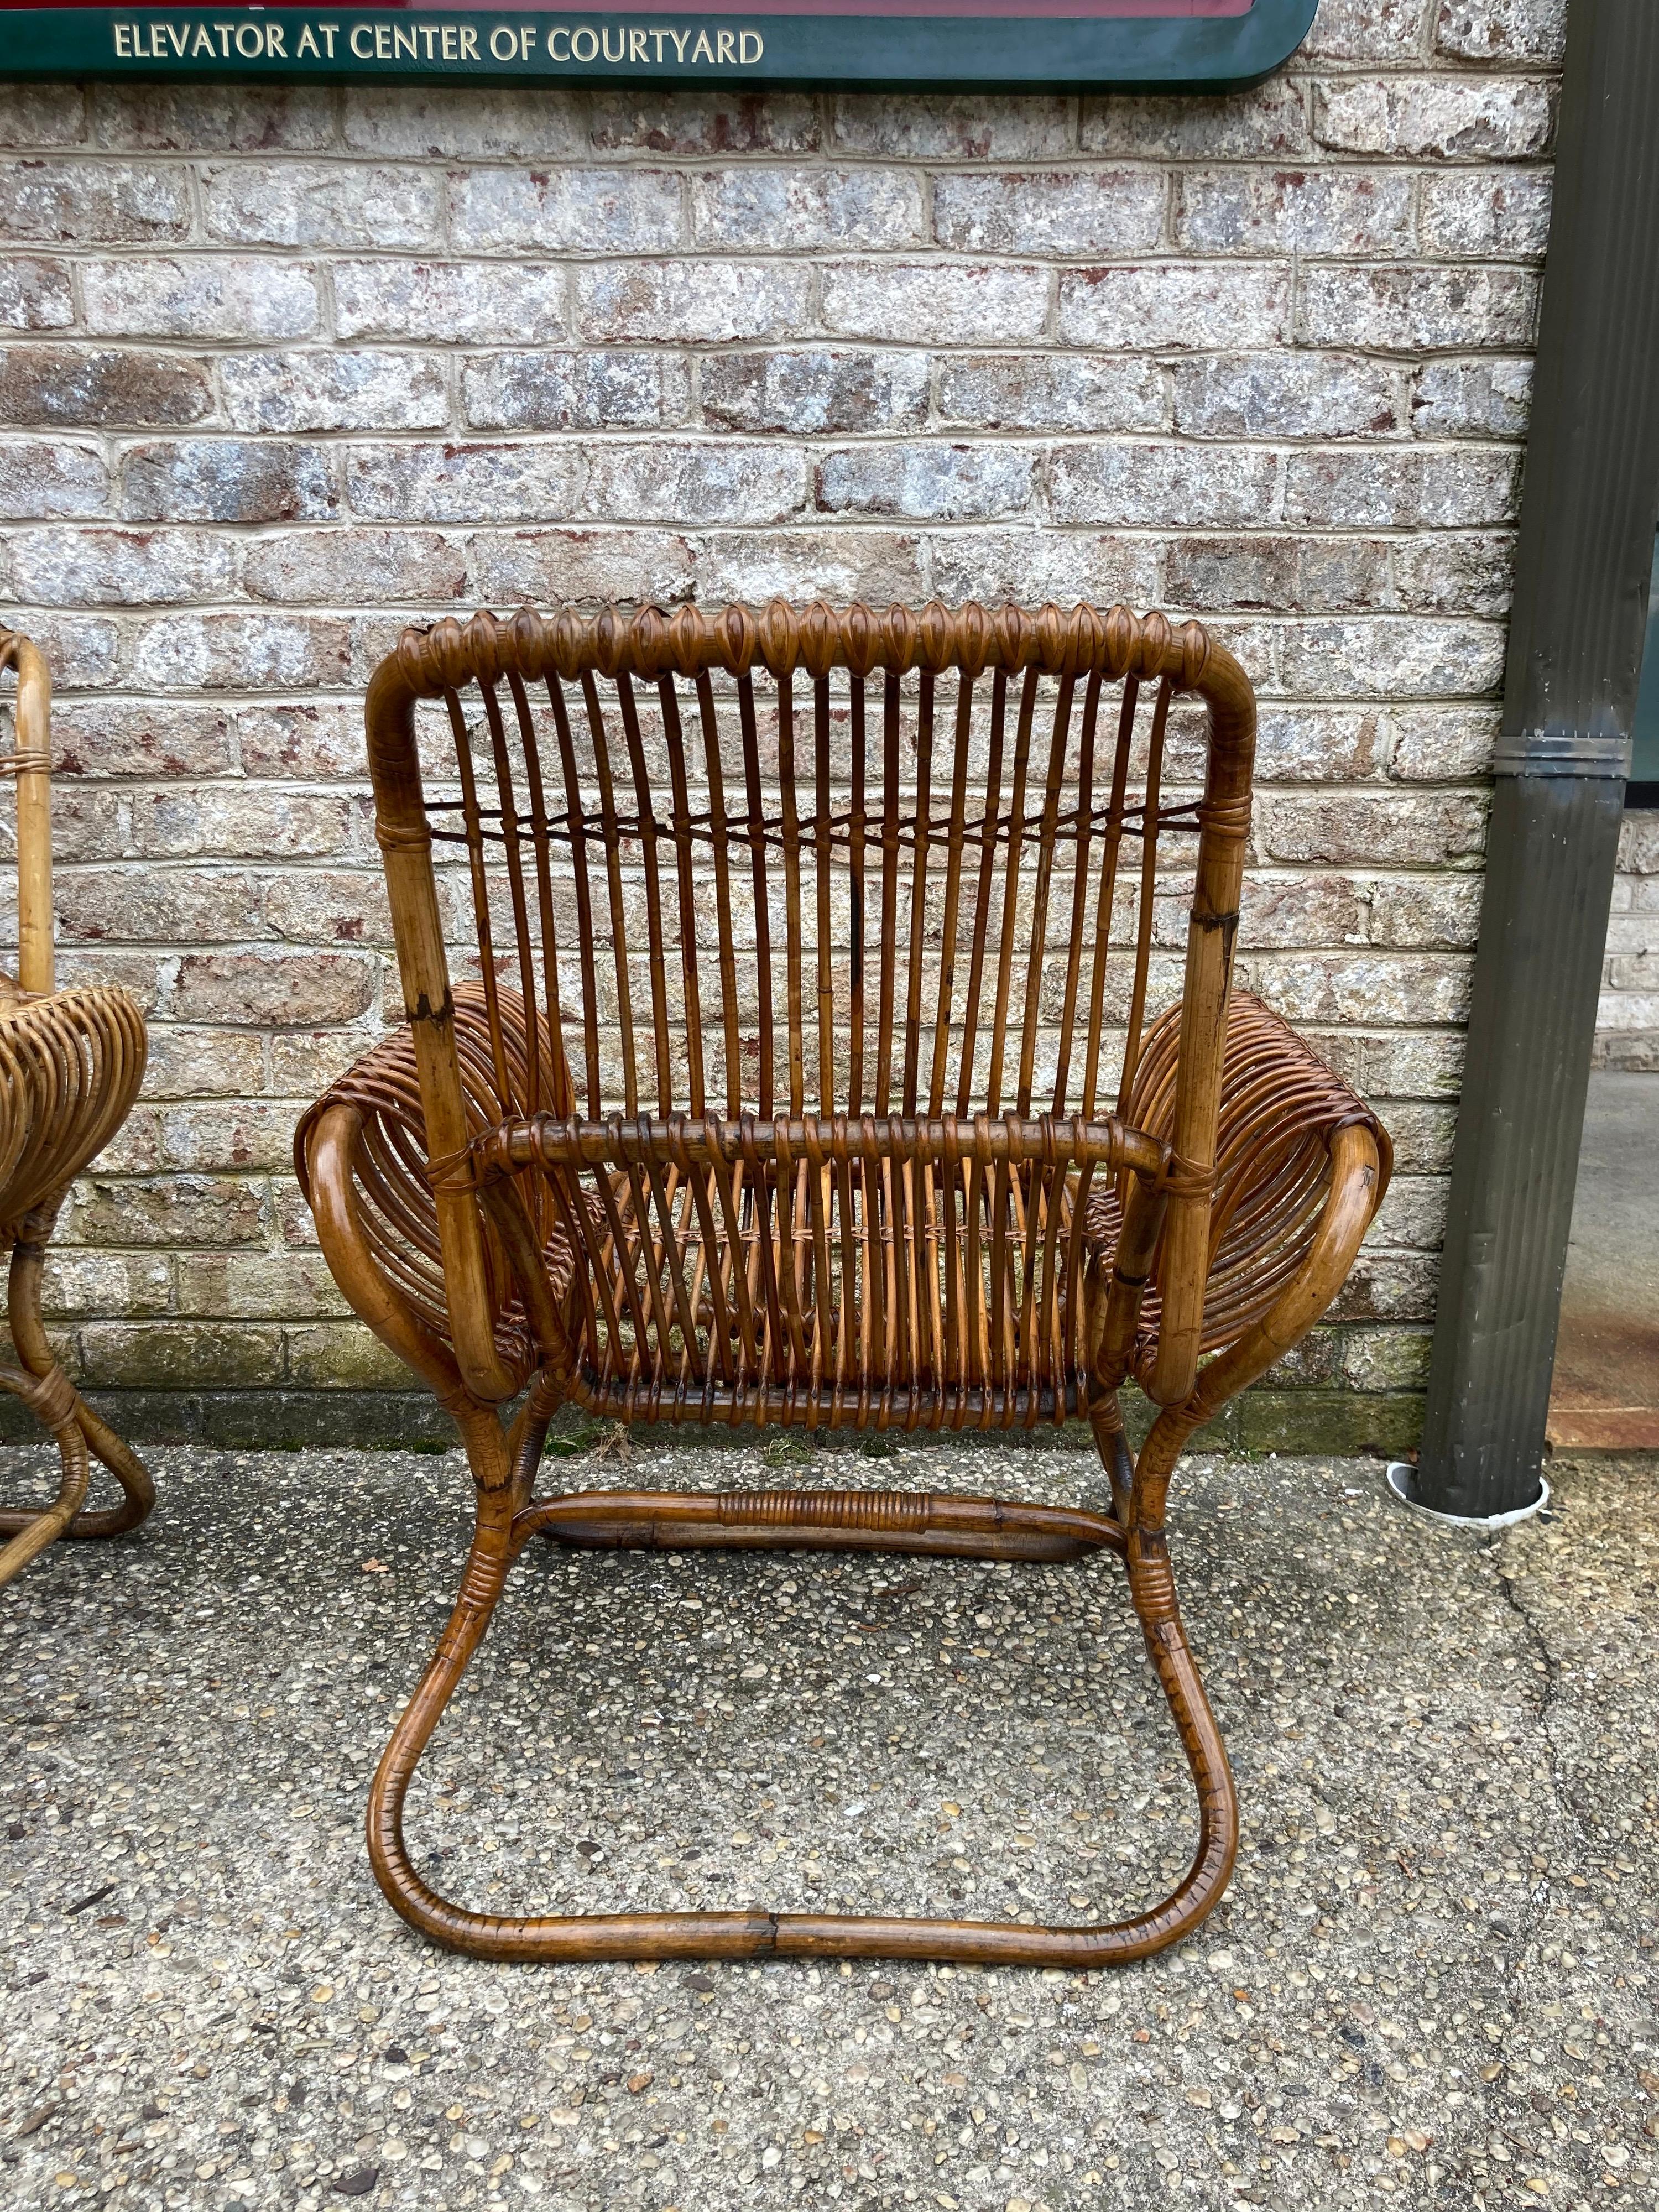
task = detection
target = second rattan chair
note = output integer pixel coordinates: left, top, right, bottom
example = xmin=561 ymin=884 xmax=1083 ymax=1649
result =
xmin=0 ymin=629 xmax=152 ymax=1589
xmin=297 ymin=597 xmax=1390 ymax=1966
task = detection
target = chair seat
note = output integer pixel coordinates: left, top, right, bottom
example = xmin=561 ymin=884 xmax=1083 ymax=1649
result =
xmin=301 ymin=986 xmax=1389 ymax=1425
xmin=0 ymin=980 xmax=148 ymax=1243
xmin=551 ymin=1133 xmax=1095 ymax=1425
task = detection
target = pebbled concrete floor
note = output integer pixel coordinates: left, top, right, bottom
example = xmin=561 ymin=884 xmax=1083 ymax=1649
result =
xmin=1 ymin=1436 xmax=1656 ymax=2212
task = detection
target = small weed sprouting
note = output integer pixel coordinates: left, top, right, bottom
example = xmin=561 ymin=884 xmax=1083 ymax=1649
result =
xmin=761 ymin=1432 xmax=813 ymax=1472
xmin=545 ymin=1416 xmax=609 ymax=1460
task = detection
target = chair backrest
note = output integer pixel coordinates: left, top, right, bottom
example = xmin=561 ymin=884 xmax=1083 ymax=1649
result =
xmin=0 ymin=628 xmax=55 ymax=996
xmin=365 ymin=599 xmax=1256 ymax=1406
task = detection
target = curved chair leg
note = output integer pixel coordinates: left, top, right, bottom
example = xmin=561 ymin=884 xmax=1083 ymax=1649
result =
xmin=55 ymin=1396 xmax=154 ymax=1538
xmin=0 ymin=1217 xmax=154 ymax=1586
xmin=0 ymin=1379 xmax=90 ymax=1588
xmin=366 ymin=1446 xmax=1239 ymax=1968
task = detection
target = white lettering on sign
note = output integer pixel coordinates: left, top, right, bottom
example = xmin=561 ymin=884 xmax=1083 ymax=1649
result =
xmin=111 ymin=18 xmax=767 ymax=70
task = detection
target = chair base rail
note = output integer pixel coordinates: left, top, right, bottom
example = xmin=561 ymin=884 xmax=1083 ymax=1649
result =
xmin=365 ymin=1473 xmax=1238 ymax=1969
xmin=0 ymin=1229 xmax=154 ymax=1589
xmin=0 ymin=1375 xmax=155 ymax=1588
xmin=514 ymin=1484 xmax=1126 ymax=1562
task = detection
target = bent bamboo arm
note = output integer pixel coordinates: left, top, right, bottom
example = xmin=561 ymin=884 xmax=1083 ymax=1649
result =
xmin=304 ymin=1102 xmax=471 ymax=1406
xmin=1091 ymin=1169 xmax=1170 ymax=1393
xmin=1177 ymin=1122 xmax=1384 ymax=1433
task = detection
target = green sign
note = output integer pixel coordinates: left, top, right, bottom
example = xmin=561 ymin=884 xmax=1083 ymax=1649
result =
xmin=0 ymin=2 xmax=1317 ymax=92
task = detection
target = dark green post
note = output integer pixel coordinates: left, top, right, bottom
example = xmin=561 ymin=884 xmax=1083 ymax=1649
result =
xmin=1415 ymin=0 xmax=1659 ymax=1517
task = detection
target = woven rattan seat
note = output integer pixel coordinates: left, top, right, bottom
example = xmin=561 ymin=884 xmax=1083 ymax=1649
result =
xmin=299 ymin=597 xmax=1390 ymax=1966
xmin=0 ymin=629 xmax=152 ymax=1588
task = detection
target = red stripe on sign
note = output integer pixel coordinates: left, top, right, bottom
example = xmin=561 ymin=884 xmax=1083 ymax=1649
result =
xmin=1 ymin=1 xmax=1259 ymax=8
xmin=0 ymin=0 xmax=1258 ymax=11
xmin=404 ymin=1 xmax=1258 ymax=13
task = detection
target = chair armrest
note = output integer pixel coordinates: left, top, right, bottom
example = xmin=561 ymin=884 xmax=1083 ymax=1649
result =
xmin=1099 ymin=989 xmax=1394 ymax=1402
xmin=295 ymin=982 xmax=576 ymax=1406
xmin=301 ymin=1099 xmax=468 ymax=1406
xmin=1176 ymin=1120 xmax=1385 ymax=1428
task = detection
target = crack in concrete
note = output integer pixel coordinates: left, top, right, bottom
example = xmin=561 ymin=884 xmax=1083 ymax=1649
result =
xmin=1491 ymin=1531 xmax=1582 ymax=1854
xmin=1467 ymin=1522 xmax=1592 ymax=2199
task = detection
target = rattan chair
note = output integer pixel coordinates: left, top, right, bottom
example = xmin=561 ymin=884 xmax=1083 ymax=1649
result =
xmin=0 ymin=629 xmax=152 ymax=1589
xmin=297 ymin=598 xmax=1391 ymax=1966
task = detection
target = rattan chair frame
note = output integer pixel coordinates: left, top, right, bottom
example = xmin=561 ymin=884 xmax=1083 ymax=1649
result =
xmin=0 ymin=628 xmax=152 ymax=1589
xmin=298 ymin=597 xmax=1389 ymax=1966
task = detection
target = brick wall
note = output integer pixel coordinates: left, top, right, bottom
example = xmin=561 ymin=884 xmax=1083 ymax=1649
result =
xmin=0 ymin=0 xmax=1566 ymax=1451
xmin=1597 ymin=816 xmax=1659 ymax=1072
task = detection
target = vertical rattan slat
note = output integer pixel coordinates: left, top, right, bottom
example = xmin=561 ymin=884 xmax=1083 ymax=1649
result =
xmin=1081 ymin=675 xmax=1140 ymax=1122
xmin=1018 ymin=674 xmax=1076 ymax=1118
xmin=505 ymin=671 xmax=569 ymax=1121
xmin=658 ymin=675 xmax=707 ymax=1121
xmin=478 ymin=678 xmax=540 ymax=1118
xmin=708 ymin=1143 xmax=759 ymax=1385
xmin=862 ymin=1114 xmax=886 ymax=1391
xmin=905 ymin=664 xmax=940 ymax=1385
xmin=578 ymin=672 xmax=640 ymax=1122
xmin=616 ymin=671 xmax=675 ymax=1117
xmin=444 ymin=687 xmax=513 ymax=1111
xmin=737 ymin=675 xmax=776 ymax=1124
xmin=901 ymin=670 xmax=934 ymax=1118
xmin=776 ymin=672 xmax=806 ymax=1119
xmin=958 ymin=666 xmax=1007 ymax=1122
xmin=1120 ymin=677 xmax=1173 ymax=1117
xmin=692 ymin=672 xmax=742 ymax=1120
xmin=928 ymin=671 xmax=975 ymax=1120
xmin=1052 ymin=667 xmax=1103 ymax=1118
xmin=874 ymin=672 xmax=901 ymax=1118
xmin=986 ymin=666 xmax=1039 ymax=1116
xmin=644 ymin=1150 xmax=700 ymax=1386
xmin=847 ymin=675 xmax=868 ymax=1120
xmin=812 ymin=676 xmax=835 ymax=1115
xmin=548 ymin=674 xmax=603 ymax=1118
